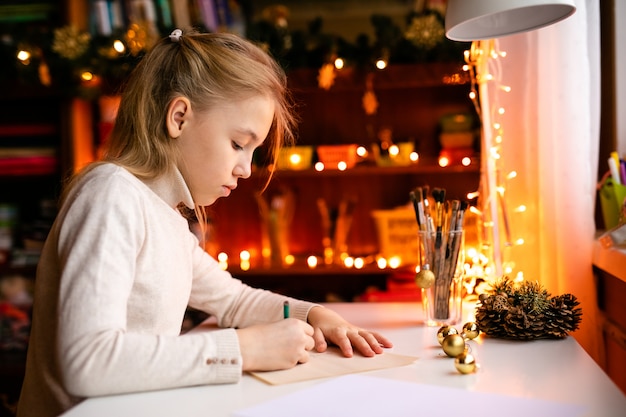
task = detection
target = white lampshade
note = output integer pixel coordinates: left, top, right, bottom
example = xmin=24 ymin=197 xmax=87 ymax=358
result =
xmin=445 ymin=0 xmax=576 ymax=41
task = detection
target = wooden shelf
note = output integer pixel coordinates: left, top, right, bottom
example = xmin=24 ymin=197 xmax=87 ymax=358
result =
xmin=286 ymin=62 xmax=470 ymax=91
xmin=227 ymin=264 xmax=409 ymax=277
xmin=265 ymin=159 xmax=480 ymax=178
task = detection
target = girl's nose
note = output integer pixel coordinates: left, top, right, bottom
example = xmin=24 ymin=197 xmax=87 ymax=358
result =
xmin=234 ymin=157 xmax=252 ymax=179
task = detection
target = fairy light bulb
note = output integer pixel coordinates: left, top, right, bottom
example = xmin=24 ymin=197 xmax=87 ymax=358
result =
xmin=410 ymin=152 xmax=419 ymax=162
xmin=113 ymin=40 xmax=125 ymax=53
xmin=289 ymin=153 xmax=302 ymax=166
xmin=307 ymin=255 xmax=318 ymax=268
xmin=377 ymin=257 xmax=387 ymax=269
xmin=354 ymin=257 xmax=364 ymax=269
xmin=514 ymin=205 xmax=526 ymax=213
xmin=81 ymin=71 xmax=94 ymax=82
xmin=356 ymin=146 xmax=368 ymax=157
xmin=439 ymin=156 xmax=450 ymax=167
xmin=217 ymin=252 xmax=228 ymax=270
xmin=388 ymin=257 xmax=401 ymax=269
xmin=376 ymin=59 xmax=387 ymax=69
xmin=337 ymin=161 xmax=347 ymax=171
xmin=389 ymin=144 xmax=399 ymax=156
xmin=17 ymin=50 xmax=31 ymax=64
xmin=315 ymin=162 xmax=324 ymax=171
xmin=462 ymin=157 xmax=471 ymax=166
xmin=334 ymin=57 xmax=344 ymax=70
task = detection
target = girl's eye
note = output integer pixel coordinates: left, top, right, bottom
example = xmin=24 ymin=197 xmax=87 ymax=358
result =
xmin=232 ymin=141 xmax=243 ymax=151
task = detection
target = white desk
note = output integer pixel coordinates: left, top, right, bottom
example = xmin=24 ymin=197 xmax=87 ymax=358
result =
xmin=62 ymin=302 xmax=626 ymax=417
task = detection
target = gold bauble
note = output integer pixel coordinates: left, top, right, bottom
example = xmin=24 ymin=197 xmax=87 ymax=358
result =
xmin=454 ymin=351 xmax=477 ymax=374
xmin=462 ymin=322 xmax=480 ymax=340
xmin=415 ymin=269 xmax=435 ymax=289
xmin=442 ymin=334 xmax=466 ymax=357
xmin=437 ymin=325 xmax=458 ymax=345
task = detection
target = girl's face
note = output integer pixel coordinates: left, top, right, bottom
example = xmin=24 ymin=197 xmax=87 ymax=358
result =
xmin=174 ymin=95 xmax=275 ymax=206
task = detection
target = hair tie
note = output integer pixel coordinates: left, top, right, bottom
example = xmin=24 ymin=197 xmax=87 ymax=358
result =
xmin=169 ymin=29 xmax=183 ymax=42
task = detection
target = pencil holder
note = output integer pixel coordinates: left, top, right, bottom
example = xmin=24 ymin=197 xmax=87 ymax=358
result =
xmin=418 ymin=230 xmax=464 ymax=327
xmin=599 ymin=177 xmax=626 ymax=229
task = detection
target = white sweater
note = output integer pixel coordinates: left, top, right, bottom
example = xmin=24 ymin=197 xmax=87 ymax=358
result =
xmin=18 ymin=163 xmax=316 ymax=417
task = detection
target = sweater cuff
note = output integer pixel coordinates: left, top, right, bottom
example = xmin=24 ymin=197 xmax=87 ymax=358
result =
xmin=204 ymin=328 xmax=242 ymax=383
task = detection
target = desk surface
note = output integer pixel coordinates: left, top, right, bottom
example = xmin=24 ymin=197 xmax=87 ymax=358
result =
xmin=62 ymin=302 xmax=626 ymax=417
xmin=592 ymin=238 xmax=626 ymax=283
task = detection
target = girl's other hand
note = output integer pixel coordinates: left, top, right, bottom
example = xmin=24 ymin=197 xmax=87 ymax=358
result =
xmin=236 ymin=319 xmax=315 ymax=371
xmin=306 ymin=306 xmax=393 ymax=358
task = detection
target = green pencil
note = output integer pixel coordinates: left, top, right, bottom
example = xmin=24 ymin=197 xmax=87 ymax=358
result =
xmin=283 ymin=300 xmax=290 ymax=319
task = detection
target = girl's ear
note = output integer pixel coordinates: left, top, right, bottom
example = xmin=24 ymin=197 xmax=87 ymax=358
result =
xmin=166 ymin=97 xmax=191 ymax=139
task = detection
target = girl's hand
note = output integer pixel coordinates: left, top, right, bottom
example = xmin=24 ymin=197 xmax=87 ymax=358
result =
xmin=306 ymin=306 xmax=393 ymax=357
xmin=236 ymin=319 xmax=315 ymax=371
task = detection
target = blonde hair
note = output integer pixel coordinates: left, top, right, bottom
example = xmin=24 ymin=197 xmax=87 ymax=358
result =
xmin=63 ymin=30 xmax=296 ymax=225
xmin=106 ymin=29 xmax=295 ymax=179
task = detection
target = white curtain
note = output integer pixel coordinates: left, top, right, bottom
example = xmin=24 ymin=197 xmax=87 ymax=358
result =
xmin=491 ymin=0 xmax=601 ymax=360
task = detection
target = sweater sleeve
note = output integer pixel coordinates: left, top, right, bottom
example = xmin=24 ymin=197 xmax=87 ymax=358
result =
xmin=54 ymin=170 xmax=242 ymax=397
xmin=187 ymin=248 xmax=318 ymax=328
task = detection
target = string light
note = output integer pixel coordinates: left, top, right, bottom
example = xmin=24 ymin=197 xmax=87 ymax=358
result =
xmin=463 ymin=39 xmax=526 ymax=282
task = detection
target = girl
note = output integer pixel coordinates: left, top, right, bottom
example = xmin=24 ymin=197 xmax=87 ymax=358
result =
xmin=17 ymin=29 xmax=392 ymax=417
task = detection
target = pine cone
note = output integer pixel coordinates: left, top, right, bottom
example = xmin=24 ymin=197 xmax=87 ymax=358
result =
xmin=475 ymin=278 xmax=583 ymax=340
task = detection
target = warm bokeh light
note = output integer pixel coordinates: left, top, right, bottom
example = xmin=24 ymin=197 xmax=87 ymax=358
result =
xmin=284 ymin=254 xmax=295 ymax=265
xmin=307 ymin=255 xmax=318 ymax=268
xmin=376 ymin=59 xmax=387 ymax=69
xmin=354 ymin=257 xmax=364 ymax=269
xmin=239 ymin=250 xmax=250 ymax=261
xmin=410 ymin=151 xmax=419 ymax=162
xmin=438 ymin=156 xmax=450 ymax=167
xmin=113 ymin=40 xmax=125 ymax=53
xmin=388 ymin=256 xmax=401 ymax=269
xmin=80 ymin=71 xmax=94 ymax=81
xmin=17 ymin=50 xmax=31 ymax=63
xmin=337 ymin=161 xmax=347 ymax=171
xmin=334 ymin=57 xmax=344 ymax=69
xmin=377 ymin=257 xmax=387 ymax=269
xmin=315 ymin=162 xmax=324 ymax=171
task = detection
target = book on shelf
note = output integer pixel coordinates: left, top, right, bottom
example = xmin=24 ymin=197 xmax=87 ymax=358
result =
xmin=88 ymin=0 xmax=245 ymax=37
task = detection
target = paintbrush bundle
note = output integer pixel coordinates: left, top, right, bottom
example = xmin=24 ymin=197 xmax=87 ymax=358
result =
xmin=410 ymin=187 xmax=469 ymax=324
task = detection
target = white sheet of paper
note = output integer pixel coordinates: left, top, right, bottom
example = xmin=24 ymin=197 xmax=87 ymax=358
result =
xmin=232 ymin=374 xmax=587 ymax=417
xmin=249 ymin=347 xmax=417 ymax=385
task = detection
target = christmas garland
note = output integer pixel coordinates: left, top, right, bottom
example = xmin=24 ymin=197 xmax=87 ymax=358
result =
xmin=3 ymin=7 xmax=467 ymax=99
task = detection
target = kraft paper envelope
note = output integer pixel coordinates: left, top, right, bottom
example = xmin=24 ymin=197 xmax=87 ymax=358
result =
xmin=249 ymin=347 xmax=418 ymax=385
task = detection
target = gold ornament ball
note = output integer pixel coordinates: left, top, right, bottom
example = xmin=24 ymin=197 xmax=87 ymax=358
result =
xmin=462 ymin=322 xmax=480 ymax=340
xmin=415 ymin=269 xmax=435 ymax=289
xmin=454 ymin=351 xmax=477 ymax=374
xmin=442 ymin=333 xmax=466 ymax=357
xmin=437 ymin=325 xmax=458 ymax=345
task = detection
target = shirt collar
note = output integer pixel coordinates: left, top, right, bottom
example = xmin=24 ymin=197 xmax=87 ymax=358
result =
xmin=144 ymin=166 xmax=195 ymax=210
